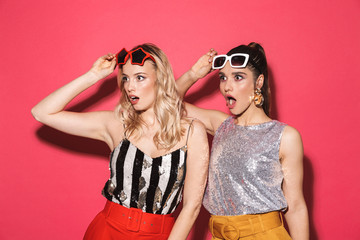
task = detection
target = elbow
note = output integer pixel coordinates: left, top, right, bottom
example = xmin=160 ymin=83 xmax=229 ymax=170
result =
xmin=286 ymin=199 xmax=308 ymax=217
xmin=31 ymin=106 xmax=43 ymax=123
xmin=31 ymin=107 xmax=39 ymax=121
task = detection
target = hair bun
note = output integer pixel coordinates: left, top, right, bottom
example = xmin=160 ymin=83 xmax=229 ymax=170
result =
xmin=248 ymin=42 xmax=265 ymax=55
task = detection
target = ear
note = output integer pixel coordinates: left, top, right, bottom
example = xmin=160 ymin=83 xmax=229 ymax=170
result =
xmin=255 ymin=74 xmax=264 ymax=89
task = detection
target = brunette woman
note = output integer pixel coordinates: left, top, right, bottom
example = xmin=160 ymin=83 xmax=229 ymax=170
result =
xmin=177 ymin=43 xmax=309 ymax=239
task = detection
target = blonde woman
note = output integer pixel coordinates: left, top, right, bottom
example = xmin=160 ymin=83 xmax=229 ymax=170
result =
xmin=31 ymin=43 xmax=209 ymax=240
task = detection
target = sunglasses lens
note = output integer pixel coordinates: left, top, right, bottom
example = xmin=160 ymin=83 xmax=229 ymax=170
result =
xmin=213 ymin=56 xmax=226 ymax=68
xmin=131 ymin=49 xmax=147 ymax=64
xmin=231 ymin=55 xmax=247 ymax=67
xmin=117 ymin=49 xmax=128 ymax=65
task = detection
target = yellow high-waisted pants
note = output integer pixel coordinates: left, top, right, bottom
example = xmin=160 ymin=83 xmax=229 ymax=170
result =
xmin=209 ymin=211 xmax=292 ymax=240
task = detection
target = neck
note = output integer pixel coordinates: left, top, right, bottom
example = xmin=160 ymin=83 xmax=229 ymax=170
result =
xmin=234 ymin=104 xmax=271 ymax=126
xmin=138 ymin=108 xmax=157 ymax=127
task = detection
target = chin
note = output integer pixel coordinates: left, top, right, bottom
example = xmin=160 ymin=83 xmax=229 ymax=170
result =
xmin=229 ymin=109 xmax=239 ymax=115
xmin=229 ymin=107 xmax=247 ymax=116
xmin=131 ymin=105 xmax=142 ymax=111
xmin=132 ymin=105 xmax=152 ymax=113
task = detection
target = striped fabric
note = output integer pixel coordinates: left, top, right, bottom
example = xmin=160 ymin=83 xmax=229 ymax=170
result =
xmin=102 ymin=139 xmax=188 ymax=215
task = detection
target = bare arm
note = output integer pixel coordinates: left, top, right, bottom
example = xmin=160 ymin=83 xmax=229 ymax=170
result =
xmin=176 ymin=49 xmax=216 ymax=98
xmin=184 ymin=103 xmax=228 ymax=135
xmin=280 ymin=126 xmax=309 ymax=240
xmin=31 ymin=54 xmax=118 ymax=146
xmin=168 ymin=120 xmax=209 ymax=240
xmin=177 ymin=49 xmax=228 ymax=135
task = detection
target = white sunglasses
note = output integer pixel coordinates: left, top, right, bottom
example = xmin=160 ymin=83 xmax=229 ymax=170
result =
xmin=212 ymin=53 xmax=250 ymax=69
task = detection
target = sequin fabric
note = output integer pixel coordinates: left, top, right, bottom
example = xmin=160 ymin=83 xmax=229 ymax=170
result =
xmin=203 ymin=117 xmax=288 ymax=216
xmin=101 ymin=139 xmax=187 ymax=215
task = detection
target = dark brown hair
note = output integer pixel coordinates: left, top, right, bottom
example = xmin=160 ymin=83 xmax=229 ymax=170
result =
xmin=227 ymin=42 xmax=271 ymax=116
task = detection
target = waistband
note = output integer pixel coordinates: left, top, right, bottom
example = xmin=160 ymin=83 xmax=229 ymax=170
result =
xmin=209 ymin=211 xmax=283 ymax=240
xmin=103 ymin=200 xmax=174 ymax=234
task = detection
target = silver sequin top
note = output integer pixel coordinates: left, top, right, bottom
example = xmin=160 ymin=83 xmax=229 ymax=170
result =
xmin=203 ymin=117 xmax=288 ymax=216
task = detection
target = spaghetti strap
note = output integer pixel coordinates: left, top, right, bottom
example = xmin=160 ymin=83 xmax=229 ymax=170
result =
xmin=185 ymin=119 xmax=194 ymax=147
xmin=121 ymin=112 xmax=126 ymax=139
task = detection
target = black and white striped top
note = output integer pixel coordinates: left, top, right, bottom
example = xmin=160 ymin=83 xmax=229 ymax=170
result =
xmin=102 ymin=123 xmax=192 ymax=215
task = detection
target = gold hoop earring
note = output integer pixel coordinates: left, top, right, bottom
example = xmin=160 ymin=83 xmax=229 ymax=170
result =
xmin=254 ymin=88 xmax=264 ymax=107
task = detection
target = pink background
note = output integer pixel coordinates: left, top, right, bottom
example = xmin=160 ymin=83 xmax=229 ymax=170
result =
xmin=1 ymin=0 xmax=359 ymax=239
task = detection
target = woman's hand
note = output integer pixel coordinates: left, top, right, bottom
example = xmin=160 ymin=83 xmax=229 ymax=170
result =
xmin=188 ymin=48 xmax=217 ymax=80
xmin=89 ymin=53 xmax=117 ymax=80
xmin=176 ymin=48 xmax=217 ymax=98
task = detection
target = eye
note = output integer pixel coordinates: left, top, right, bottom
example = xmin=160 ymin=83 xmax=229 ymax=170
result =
xmin=121 ymin=76 xmax=129 ymax=82
xmin=234 ymin=75 xmax=243 ymax=81
xmin=136 ymin=75 xmax=145 ymax=81
xmin=219 ymin=75 xmax=227 ymax=82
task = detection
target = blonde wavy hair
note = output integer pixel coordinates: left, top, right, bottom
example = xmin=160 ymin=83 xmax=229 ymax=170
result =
xmin=115 ymin=43 xmax=188 ymax=150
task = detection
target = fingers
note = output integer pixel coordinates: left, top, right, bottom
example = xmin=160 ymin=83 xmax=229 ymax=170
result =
xmin=110 ymin=56 xmax=117 ymax=70
xmin=208 ymin=48 xmax=217 ymax=56
xmin=101 ymin=53 xmax=117 ymax=70
xmin=104 ymin=53 xmax=116 ymax=61
xmin=92 ymin=53 xmax=117 ymax=72
xmin=207 ymin=48 xmax=217 ymax=63
xmin=207 ymin=48 xmax=218 ymax=72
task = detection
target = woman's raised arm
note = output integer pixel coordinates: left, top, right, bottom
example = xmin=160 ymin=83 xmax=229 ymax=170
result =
xmin=176 ymin=49 xmax=215 ymax=98
xmin=31 ymin=54 xmax=118 ymax=145
xmin=176 ymin=49 xmax=228 ymax=135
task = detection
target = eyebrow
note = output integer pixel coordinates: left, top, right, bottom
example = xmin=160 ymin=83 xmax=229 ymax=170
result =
xmin=219 ymin=71 xmax=247 ymax=76
xmin=122 ymin=72 xmax=148 ymax=76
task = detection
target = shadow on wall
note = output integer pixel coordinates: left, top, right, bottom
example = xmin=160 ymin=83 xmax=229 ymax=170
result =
xmin=190 ymin=206 xmax=211 ymax=239
xmin=268 ymin=67 xmax=278 ymax=120
xmin=173 ymin=201 xmax=211 ymax=240
xmin=303 ymin=155 xmax=318 ymax=240
xmin=35 ymin=76 xmax=119 ymax=158
xmin=36 ymin=126 xmax=109 ymax=158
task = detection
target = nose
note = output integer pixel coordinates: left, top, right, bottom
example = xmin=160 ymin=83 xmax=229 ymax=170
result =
xmin=126 ymin=79 xmax=136 ymax=92
xmin=223 ymin=79 xmax=233 ymax=93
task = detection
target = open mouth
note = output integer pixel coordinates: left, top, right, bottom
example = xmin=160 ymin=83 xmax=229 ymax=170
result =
xmin=129 ymin=95 xmax=139 ymax=104
xmin=226 ymin=95 xmax=236 ymax=109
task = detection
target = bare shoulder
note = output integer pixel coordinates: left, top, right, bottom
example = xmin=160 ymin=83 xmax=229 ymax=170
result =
xmin=280 ymin=125 xmax=303 ymax=160
xmin=282 ymin=125 xmax=302 ymax=144
xmin=185 ymin=119 xmax=209 ymax=164
xmin=188 ymin=118 xmax=208 ymax=139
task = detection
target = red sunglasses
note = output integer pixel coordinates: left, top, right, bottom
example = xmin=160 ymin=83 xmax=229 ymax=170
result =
xmin=116 ymin=47 xmax=155 ymax=66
